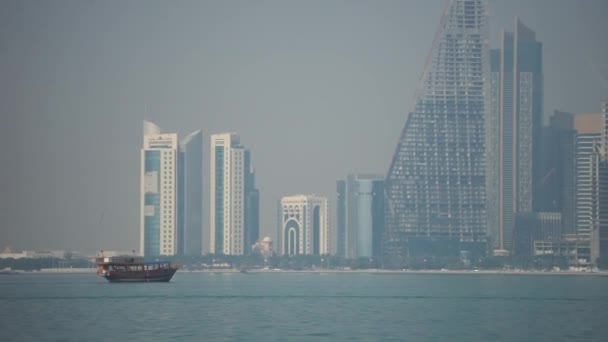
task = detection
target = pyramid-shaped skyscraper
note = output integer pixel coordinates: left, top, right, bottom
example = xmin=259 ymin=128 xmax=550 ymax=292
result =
xmin=384 ymin=0 xmax=489 ymax=260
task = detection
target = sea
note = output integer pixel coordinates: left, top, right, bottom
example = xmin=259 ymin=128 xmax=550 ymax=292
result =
xmin=1 ymin=272 xmax=608 ymax=341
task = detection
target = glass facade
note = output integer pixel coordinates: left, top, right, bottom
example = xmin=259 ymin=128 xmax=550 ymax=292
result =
xmin=214 ymin=146 xmax=225 ymax=254
xmin=337 ymin=175 xmax=384 ymax=258
xmin=488 ymin=18 xmax=543 ymax=253
xmin=178 ymin=130 xmax=203 ymax=256
xmin=356 ymin=180 xmax=374 ymax=258
xmin=313 ymin=206 xmax=320 ymax=255
xmin=144 ymin=150 xmax=161 ymax=256
xmin=385 ymin=0 xmax=489 ymax=260
xmin=336 ymin=181 xmax=346 ymax=257
xmin=244 ymin=150 xmax=260 ymax=253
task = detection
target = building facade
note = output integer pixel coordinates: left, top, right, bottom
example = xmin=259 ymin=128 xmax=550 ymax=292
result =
xmin=385 ymin=0 xmax=489 ymax=260
xmin=279 ymin=195 xmax=330 ymax=256
xmin=538 ymin=111 xmax=577 ymax=234
xmin=603 ymin=102 xmax=608 ymax=159
xmin=535 ymin=110 xmax=606 ymax=265
xmin=244 ymin=150 xmax=260 ymax=253
xmin=599 ymin=103 xmax=608 ymax=261
xmin=487 ymin=18 xmax=543 ymax=254
xmin=177 ymin=130 xmax=203 ymax=255
xmin=140 ymin=121 xmax=179 ymax=256
xmin=337 ymin=175 xmax=384 ymax=258
xmin=514 ymin=212 xmax=561 ymax=256
xmin=210 ymin=133 xmax=257 ymax=255
xmin=575 ymin=132 xmax=602 ymax=242
xmin=140 ymin=121 xmax=204 ymax=257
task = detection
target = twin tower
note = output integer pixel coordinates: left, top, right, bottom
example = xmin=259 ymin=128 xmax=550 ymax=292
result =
xmin=139 ymin=121 xmax=335 ymax=257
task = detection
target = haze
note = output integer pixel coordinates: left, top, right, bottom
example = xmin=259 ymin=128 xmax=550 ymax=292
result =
xmin=0 ymin=0 xmax=606 ymax=253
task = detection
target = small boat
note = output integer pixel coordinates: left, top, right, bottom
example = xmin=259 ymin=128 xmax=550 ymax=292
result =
xmin=95 ymin=256 xmax=178 ymax=283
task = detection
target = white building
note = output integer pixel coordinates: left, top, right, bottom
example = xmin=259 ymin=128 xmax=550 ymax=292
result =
xmin=140 ymin=120 xmax=178 ymax=256
xmin=279 ymin=195 xmax=330 ymax=256
xmin=575 ymin=132 xmax=602 ymax=240
xmin=210 ymin=133 xmax=246 ymax=255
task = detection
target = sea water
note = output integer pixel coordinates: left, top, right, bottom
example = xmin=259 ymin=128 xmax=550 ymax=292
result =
xmin=1 ymin=272 xmax=608 ymax=341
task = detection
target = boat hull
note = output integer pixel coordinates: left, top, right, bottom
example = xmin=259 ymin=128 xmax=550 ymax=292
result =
xmin=101 ymin=268 xmax=178 ymax=283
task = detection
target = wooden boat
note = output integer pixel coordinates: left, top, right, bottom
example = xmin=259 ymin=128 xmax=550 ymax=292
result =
xmin=95 ymin=256 xmax=178 ymax=282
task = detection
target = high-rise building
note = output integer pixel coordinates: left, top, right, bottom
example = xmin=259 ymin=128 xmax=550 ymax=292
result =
xmin=210 ymin=133 xmax=257 ymax=255
xmin=337 ymin=175 xmax=384 ymax=258
xmin=574 ymin=113 xmax=603 ymax=240
xmin=596 ymin=150 xmax=608 ymax=263
xmin=539 ymin=111 xmax=577 ymax=234
xmin=279 ymin=195 xmax=330 ymax=256
xmin=535 ymin=111 xmax=605 ymax=265
xmin=140 ymin=121 xmax=203 ymax=257
xmin=385 ymin=0 xmax=489 ymax=260
xmin=575 ymin=131 xmax=602 ymax=241
xmin=140 ymin=121 xmax=179 ymax=256
xmin=244 ymin=150 xmax=260 ymax=253
xmin=603 ymin=102 xmax=608 ymax=160
xmin=598 ymin=102 xmax=608 ymax=261
xmin=177 ymin=130 xmax=203 ymax=255
xmin=488 ymin=17 xmax=543 ymax=254
xmin=336 ymin=181 xmax=347 ymax=257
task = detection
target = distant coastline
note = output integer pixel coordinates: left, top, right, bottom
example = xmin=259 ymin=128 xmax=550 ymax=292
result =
xmin=4 ymin=268 xmax=608 ymax=276
xmin=177 ymin=268 xmax=608 ymax=276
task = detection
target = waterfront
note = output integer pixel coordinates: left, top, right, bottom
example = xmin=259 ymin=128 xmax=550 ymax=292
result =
xmin=2 ymin=273 xmax=608 ymax=341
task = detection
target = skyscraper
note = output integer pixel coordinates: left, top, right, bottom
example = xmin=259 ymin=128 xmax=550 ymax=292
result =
xmin=540 ymin=111 xmax=577 ymax=234
xmin=279 ymin=195 xmax=330 ymax=256
xmin=385 ymin=0 xmax=489 ymax=260
xmin=210 ymin=133 xmax=257 ymax=255
xmin=337 ymin=175 xmax=384 ymax=259
xmin=177 ymin=130 xmax=203 ymax=256
xmin=573 ymin=115 xmax=603 ymax=241
xmin=603 ymin=102 xmax=608 ymax=160
xmin=244 ymin=150 xmax=260 ymax=253
xmin=488 ymin=18 xmax=543 ymax=254
xmin=596 ymin=103 xmax=608 ymax=261
xmin=535 ymin=111 xmax=605 ymax=264
xmin=140 ymin=121 xmax=178 ymax=256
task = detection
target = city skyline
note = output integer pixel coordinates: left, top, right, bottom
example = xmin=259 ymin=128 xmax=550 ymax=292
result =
xmin=1 ymin=0 xmax=607 ymax=253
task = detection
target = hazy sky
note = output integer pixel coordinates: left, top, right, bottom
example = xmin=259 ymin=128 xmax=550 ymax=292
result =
xmin=1 ymin=0 xmax=606 ymax=254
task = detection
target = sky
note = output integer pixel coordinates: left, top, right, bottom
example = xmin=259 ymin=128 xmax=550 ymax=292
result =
xmin=0 ymin=0 xmax=606 ymax=254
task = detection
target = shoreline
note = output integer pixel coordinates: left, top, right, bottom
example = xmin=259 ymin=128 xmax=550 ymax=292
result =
xmin=178 ymin=268 xmax=608 ymax=276
xmin=5 ymin=268 xmax=608 ymax=276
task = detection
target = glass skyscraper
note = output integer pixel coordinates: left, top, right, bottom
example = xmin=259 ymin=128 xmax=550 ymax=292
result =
xmin=337 ymin=175 xmax=384 ymax=259
xmin=487 ymin=18 xmax=543 ymax=254
xmin=384 ymin=0 xmax=489 ymax=261
xmin=177 ymin=130 xmax=203 ymax=256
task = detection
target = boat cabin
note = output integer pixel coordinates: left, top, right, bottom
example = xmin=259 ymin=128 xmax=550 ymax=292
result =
xmin=95 ymin=256 xmax=173 ymax=272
